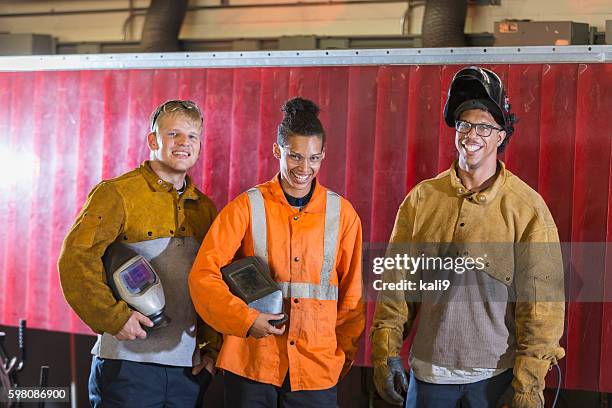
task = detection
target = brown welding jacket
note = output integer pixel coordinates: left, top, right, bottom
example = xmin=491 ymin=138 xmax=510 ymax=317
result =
xmin=58 ymin=161 xmax=221 ymax=359
xmin=371 ymin=161 xmax=565 ymax=405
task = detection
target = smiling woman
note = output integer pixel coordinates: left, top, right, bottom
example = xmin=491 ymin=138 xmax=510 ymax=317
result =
xmin=272 ymin=97 xmax=326 ymax=200
xmin=188 ymin=95 xmax=365 ymax=407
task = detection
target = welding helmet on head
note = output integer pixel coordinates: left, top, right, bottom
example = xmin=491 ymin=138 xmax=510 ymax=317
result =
xmin=443 ymin=66 xmax=515 ymax=136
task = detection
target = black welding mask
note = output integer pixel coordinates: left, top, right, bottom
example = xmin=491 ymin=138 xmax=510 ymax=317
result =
xmin=221 ymin=257 xmax=287 ymax=326
xmin=443 ymin=66 xmax=514 ymax=135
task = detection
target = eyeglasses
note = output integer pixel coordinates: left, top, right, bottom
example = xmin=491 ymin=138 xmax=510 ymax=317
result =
xmin=455 ymin=120 xmax=503 ymax=137
xmin=281 ymin=146 xmax=324 ymax=165
xmin=150 ymin=100 xmax=202 ymax=131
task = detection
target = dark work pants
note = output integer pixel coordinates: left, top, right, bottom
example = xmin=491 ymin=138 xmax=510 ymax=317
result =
xmin=405 ymin=368 xmax=513 ymax=408
xmin=89 ymin=356 xmax=212 ymax=408
xmin=224 ymin=371 xmax=337 ymax=408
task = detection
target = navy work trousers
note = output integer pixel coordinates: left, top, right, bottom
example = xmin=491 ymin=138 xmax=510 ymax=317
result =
xmin=405 ymin=368 xmax=513 ymax=408
xmin=89 ymin=356 xmax=212 ymax=407
xmin=224 ymin=371 xmax=337 ymax=408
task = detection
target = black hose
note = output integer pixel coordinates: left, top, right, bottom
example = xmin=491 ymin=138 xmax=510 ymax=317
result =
xmin=421 ymin=0 xmax=468 ymax=47
xmin=140 ymin=0 xmax=188 ymax=52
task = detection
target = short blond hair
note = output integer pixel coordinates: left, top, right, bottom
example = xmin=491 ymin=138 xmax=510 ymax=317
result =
xmin=149 ymin=100 xmax=203 ymax=160
xmin=150 ymin=100 xmax=203 ymax=133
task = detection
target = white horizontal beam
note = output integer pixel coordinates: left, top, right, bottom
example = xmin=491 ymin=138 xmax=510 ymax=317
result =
xmin=0 ymin=46 xmax=609 ymax=72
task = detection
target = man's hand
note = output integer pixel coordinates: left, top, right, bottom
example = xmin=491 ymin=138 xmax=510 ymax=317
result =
xmin=247 ymin=313 xmax=286 ymax=339
xmin=192 ymin=355 xmax=215 ymax=376
xmin=114 ymin=311 xmax=153 ymax=341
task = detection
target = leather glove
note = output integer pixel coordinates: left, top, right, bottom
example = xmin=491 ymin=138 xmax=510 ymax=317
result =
xmin=511 ymin=356 xmax=552 ymax=408
xmin=373 ymin=356 xmax=408 ymax=406
xmin=512 ymin=390 xmax=544 ymax=408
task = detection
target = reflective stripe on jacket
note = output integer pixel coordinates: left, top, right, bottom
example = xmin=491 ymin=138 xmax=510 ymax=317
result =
xmin=247 ymin=187 xmax=340 ymax=301
xmin=189 ymin=175 xmax=365 ymax=390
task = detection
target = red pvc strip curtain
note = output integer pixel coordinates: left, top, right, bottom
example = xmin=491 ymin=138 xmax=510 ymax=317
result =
xmin=0 ymin=64 xmax=610 ymax=392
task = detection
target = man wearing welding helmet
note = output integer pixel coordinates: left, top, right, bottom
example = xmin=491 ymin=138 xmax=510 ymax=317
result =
xmin=58 ymin=100 xmax=220 ymax=407
xmin=370 ymin=66 xmax=565 ymax=408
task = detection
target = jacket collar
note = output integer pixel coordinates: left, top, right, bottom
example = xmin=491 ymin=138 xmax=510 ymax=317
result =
xmin=264 ymin=174 xmax=327 ymax=214
xmin=449 ymin=160 xmax=507 ymax=204
xmin=139 ymin=161 xmax=199 ymax=200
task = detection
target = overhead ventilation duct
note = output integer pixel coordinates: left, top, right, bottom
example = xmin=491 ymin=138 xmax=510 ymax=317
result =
xmin=421 ymin=0 xmax=468 ymax=47
xmin=140 ymin=0 xmax=188 ymax=52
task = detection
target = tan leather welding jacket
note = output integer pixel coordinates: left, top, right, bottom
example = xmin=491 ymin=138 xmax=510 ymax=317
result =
xmin=371 ymin=161 xmax=565 ymax=407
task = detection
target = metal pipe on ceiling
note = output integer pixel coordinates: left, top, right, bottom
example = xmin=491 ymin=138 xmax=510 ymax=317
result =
xmin=0 ymin=0 xmax=411 ymax=18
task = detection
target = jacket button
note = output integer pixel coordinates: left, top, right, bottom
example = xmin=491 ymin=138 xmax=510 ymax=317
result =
xmin=294 ymin=299 xmax=299 ymax=304
xmin=294 ymin=257 xmax=300 ymax=262
xmin=290 ymin=340 xmax=295 ymax=346
xmin=157 ymin=179 xmax=163 ymax=184
xmin=459 ymin=222 xmax=465 ymax=227
xmin=293 ymin=216 xmax=299 ymax=221
xmin=123 ymin=235 xmax=128 ymax=240
xmin=170 ymin=230 xmax=174 ymax=235
xmin=147 ymin=231 xmax=153 ymax=236
xmin=506 ymin=276 xmax=511 ymax=282
xmin=457 ymin=187 xmax=465 ymax=194
xmin=477 ymin=194 xmax=486 ymax=202
xmin=181 ymin=226 xmax=186 ymax=231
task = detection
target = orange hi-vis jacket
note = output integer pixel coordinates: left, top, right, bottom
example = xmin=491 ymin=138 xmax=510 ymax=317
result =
xmin=189 ymin=175 xmax=365 ymax=391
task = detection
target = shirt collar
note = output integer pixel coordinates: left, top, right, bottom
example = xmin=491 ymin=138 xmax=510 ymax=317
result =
xmin=265 ymin=173 xmax=327 ymax=213
xmin=139 ymin=160 xmax=199 ymax=200
xmin=449 ymin=160 xmax=507 ymax=204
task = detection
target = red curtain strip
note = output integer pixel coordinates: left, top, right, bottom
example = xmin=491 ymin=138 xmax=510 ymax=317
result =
xmin=0 ymin=64 xmax=610 ymax=391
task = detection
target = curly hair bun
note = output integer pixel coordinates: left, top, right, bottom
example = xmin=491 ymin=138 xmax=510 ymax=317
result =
xmin=282 ymin=97 xmax=320 ymax=117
